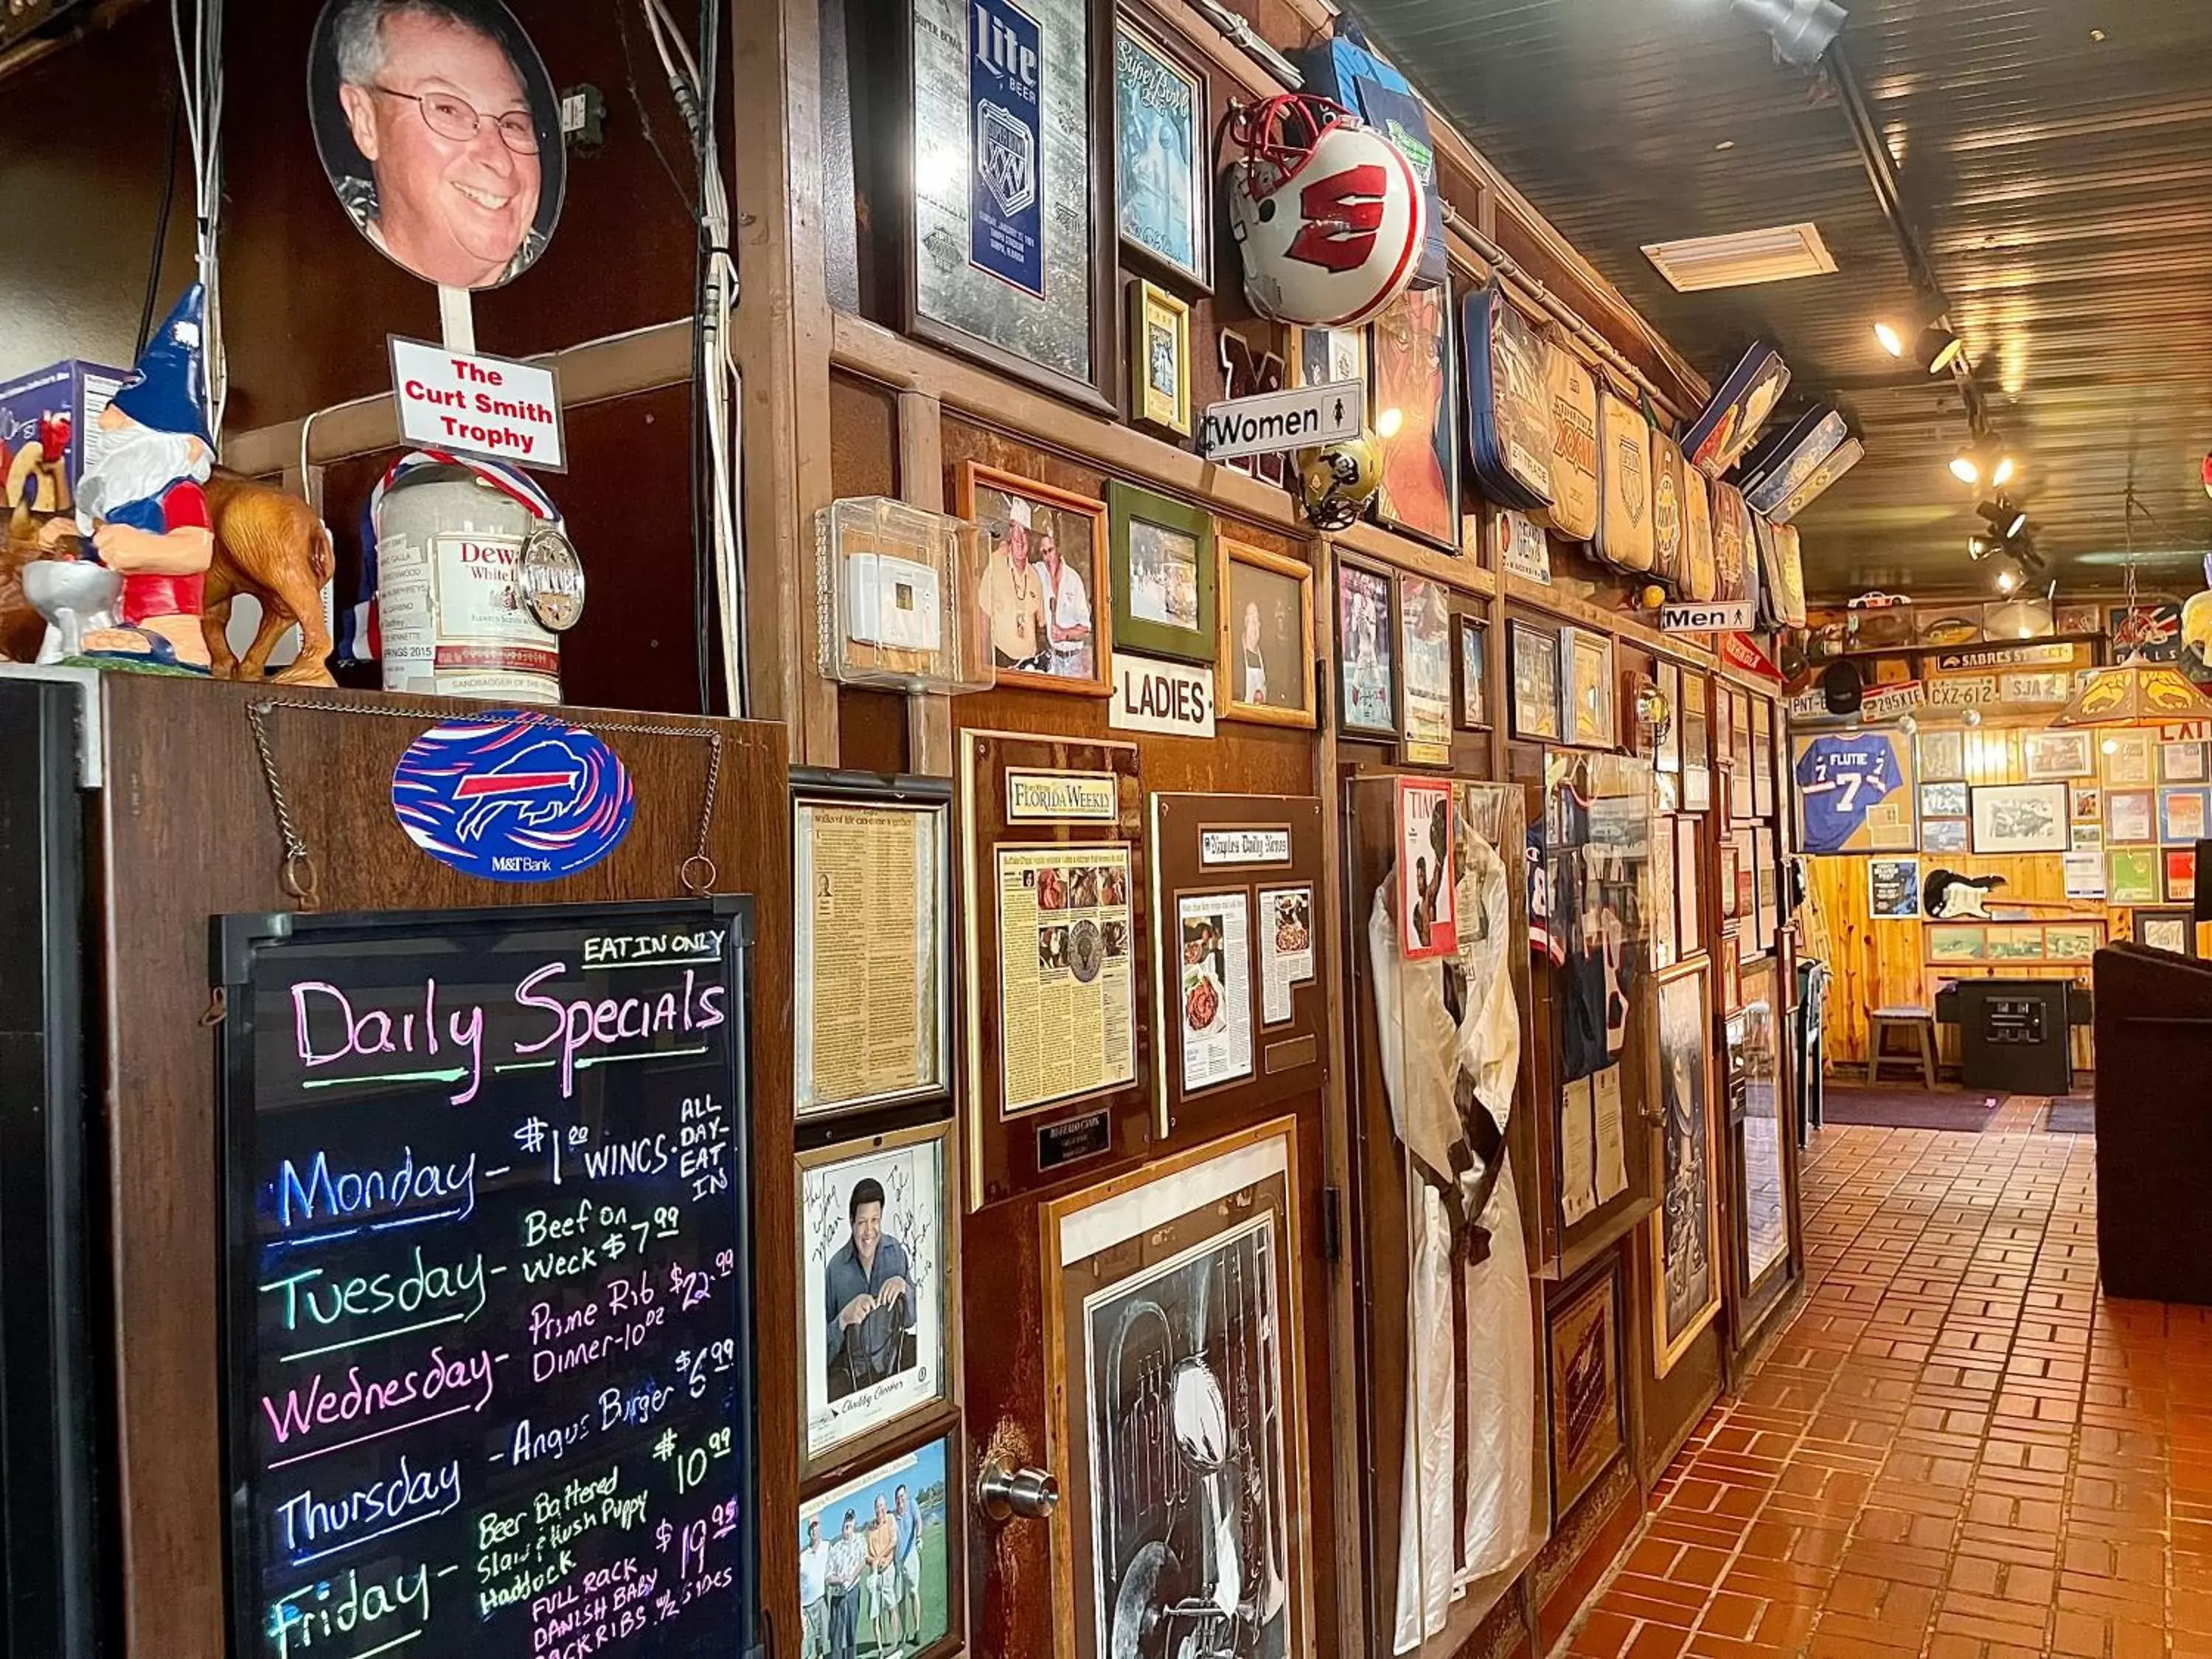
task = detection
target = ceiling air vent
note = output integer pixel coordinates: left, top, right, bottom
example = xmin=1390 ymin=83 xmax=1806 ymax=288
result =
xmin=1641 ymin=223 xmax=1837 ymax=292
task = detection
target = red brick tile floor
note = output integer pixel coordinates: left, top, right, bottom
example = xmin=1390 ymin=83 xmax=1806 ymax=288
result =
xmin=1563 ymin=1099 xmax=2212 ymax=1659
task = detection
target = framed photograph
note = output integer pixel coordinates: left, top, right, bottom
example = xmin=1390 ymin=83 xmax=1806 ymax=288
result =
xmin=2163 ymin=787 xmax=2211 ymax=846
xmin=1677 ymin=815 xmax=1703 ymax=956
xmin=1368 ymin=279 xmax=1460 ymax=549
xmin=2168 ymin=847 xmax=2197 ymax=903
xmin=795 ymin=778 xmax=953 ymax=1119
xmin=1650 ymin=814 xmax=1678 ymax=972
xmin=800 ymin=1124 xmax=954 ymax=1472
xmin=1921 ymin=782 xmax=1969 ymax=819
xmin=1970 ymin=782 xmax=2069 ymax=855
xmin=958 ymin=461 xmax=1110 ymax=692
xmin=1113 ymin=20 xmax=1208 ymax=288
xmin=2137 ymin=908 xmax=2198 ymax=956
xmin=2166 ymin=742 xmax=2208 ymax=784
xmin=2073 ymin=821 xmax=2104 ymax=852
xmin=2072 ymin=783 xmax=2104 ymax=822
xmin=1399 ymin=575 xmax=1455 ymax=765
xmin=1127 ymin=279 xmax=1192 ymax=436
xmin=1510 ymin=621 xmax=1563 ymax=742
xmin=2043 ymin=922 xmax=2101 ymax=964
xmin=1652 ymin=964 xmax=1719 ymax=1376
xmin=2023 ymin=730 xmax=2096 ymax=781
xmin=1923 ymin=818 xmax=1969 ymax=855
xmin=1728 ymin=691 xmax=1756 ymax=821
xmin=1561 ymin=627 xmax=1616 ymax=749
xmin=1042 ymin=1120 xmax=1311 ymax=1659
xmin=1217 ymin=540 xmax=1315 ymax=728
xmin=1751 ymin=700 xmax=1775 ymax=818
xmin=1753 ymin=825 xmax=1778 ymax=953
xmin=908 ymin=0 xmax=1110 ymax=407
xmin=1334 ymin=555 xmax=1399 ymax=738
xmin=1731 ymin=962 xmax=1790 ymax=1295
xmin=1548 ymin=1262 xmax=1627 ymax=1518
xmin=1985 ymin=925 xmax=2045 ymax=962
xmin=799 ymin=1432 xmax=961 ymax=1659
xmin=1398 ymin=776 xmax=1458 ymax=960
xmin=2107 ymin=790 xmax=2156 ymax=844
xmin=1918 ymin=727 xmax=1966 ymax=782
xmin=1681 ymin=673 xmax=1712 ymax=813
xmin=1457 ymin=617 xmax=1490 ymax=730
xmin=1927 ymin=924 xmax=1986 ymax=963
xmin=1288 ymin=325 xmax=1367 ymax=428
xmin=2102 ymin=731 xmax=2154 ymax=787
xmin=2109 ymin=847 xmax=2160 ymax=906
xmin=1107 ymin=480 xmax=1215 ymax=664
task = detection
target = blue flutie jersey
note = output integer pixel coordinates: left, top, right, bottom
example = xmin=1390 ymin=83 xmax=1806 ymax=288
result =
xmin=1795 ymin=735 xmax=1901 ymax=853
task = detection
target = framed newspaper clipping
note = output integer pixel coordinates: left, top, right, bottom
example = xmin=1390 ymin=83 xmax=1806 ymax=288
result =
xmin=792 ymin=771 xmax=954 ymax=1122
xmin=959 ymin=731 xmax=1152 ymax=1208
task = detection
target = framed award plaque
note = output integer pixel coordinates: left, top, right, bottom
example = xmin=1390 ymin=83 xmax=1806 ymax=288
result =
xmin=959 ymin=730 xmax=1152 ymax=1208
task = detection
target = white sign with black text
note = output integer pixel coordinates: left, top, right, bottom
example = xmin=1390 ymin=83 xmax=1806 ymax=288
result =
xmin=1110 ymin=653 xmax=1216 ymax=737
xmin=1198 ymin=380 xmax=1361 ymax=461
xmin=1660 ymin=599 xmax=1757 ymax=633
xmin=389 ymin=336 xmax=567 ymax=470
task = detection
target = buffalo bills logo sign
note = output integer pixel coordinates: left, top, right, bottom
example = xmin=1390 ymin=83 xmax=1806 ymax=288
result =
xmin=391 ymin=712 xmax=635 ymax=882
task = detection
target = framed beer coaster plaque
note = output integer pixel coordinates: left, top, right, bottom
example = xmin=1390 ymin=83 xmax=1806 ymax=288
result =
xmin=959 ymin=731 xmax=1152 ymax=1208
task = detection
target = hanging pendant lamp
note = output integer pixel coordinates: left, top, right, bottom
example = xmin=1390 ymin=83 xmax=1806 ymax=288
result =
xmin=2051 ymin=487 xmax=2212 ymax=728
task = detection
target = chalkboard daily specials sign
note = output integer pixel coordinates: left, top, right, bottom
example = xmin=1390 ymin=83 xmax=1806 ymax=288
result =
xmin=215 ymin=900 xmax=758 ymax=1659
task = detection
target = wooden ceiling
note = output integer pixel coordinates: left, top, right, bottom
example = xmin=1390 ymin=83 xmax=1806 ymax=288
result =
xmin=1344 ymin=0 xmax=2212 ymax=600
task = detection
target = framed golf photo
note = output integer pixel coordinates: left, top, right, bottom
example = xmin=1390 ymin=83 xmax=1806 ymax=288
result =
xmin=798 ymin=1433 xmax=961 ymax=1659
xmin=958 ymin=462 xmax=1112 ymax=696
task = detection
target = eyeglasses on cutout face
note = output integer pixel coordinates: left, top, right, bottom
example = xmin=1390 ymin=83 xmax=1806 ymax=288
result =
xmin=370 ymin=86 xmax=539 ymax=155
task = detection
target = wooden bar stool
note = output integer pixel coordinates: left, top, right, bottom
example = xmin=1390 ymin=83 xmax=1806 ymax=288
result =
xmin=1868 ymin=1006 xmax=1938 ymax=1088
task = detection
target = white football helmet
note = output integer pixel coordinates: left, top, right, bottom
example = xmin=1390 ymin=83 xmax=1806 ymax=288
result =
xmin=1225 ymin=94 xmax=1425 ymax=330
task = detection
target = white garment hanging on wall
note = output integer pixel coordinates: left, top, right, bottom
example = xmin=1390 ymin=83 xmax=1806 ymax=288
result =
xmin=1369 ymin=829 xmax=1537 ymax=1652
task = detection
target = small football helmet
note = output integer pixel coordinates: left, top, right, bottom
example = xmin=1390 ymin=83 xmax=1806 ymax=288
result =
xmin=1294 ymin=432 xmax=1382 ymax=531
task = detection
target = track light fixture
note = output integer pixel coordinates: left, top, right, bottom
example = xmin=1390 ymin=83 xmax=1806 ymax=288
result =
xmin=1950 ymin=432 xmax=2020 ymax=490
xmin=1873 ymin=309 xmax=1964 ymax=375
xmin=1977 ymin=498 xmax=2028 ymax=540
xmin=1728 ymin=0 xmax=1847 ymax=66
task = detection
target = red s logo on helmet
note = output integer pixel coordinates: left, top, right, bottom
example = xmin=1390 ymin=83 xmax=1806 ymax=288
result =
xmin=1288 ymin=164 xmax=1387 ymax=272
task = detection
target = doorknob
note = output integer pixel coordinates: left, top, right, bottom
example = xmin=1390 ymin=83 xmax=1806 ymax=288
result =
xmin=975 ymin=1456 xmax=1060 ymax=1523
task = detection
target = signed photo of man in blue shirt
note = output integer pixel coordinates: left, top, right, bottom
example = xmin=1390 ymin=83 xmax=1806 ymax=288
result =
xmin=823 ymin=1178 xmax=918 ymax=1399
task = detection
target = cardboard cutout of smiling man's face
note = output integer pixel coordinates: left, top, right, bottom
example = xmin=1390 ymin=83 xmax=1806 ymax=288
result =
xmin=338 ymin=7 xmax=541 ymax=288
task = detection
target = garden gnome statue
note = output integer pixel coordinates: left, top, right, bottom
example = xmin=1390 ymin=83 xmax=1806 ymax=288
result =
xmin=29 ymin=284 xmax=217 ymax=672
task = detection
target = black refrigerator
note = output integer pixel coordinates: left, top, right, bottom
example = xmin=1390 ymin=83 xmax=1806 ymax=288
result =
xmin=0 ymin=672 xmax=112 ymax=1656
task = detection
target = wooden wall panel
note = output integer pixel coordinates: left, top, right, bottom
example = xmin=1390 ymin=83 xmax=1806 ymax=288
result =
xmin=95 ymin=678 xmax=792 ymax=1659
xmin=1806 ymin=719 xmax=2101 ymax=1071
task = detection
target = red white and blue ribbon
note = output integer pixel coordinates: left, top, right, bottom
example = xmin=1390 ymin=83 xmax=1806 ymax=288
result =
xmin=340 ymin=450 xmax=563 ymax=665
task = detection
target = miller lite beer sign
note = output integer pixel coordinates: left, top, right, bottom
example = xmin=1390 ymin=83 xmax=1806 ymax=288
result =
xmin=968 ymin=0 xmax=1044 ymax=296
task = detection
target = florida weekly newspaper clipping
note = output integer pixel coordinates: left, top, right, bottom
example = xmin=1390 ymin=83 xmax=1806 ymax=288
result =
xmin=997 ymin=844 xmax=1135 ymax=1113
